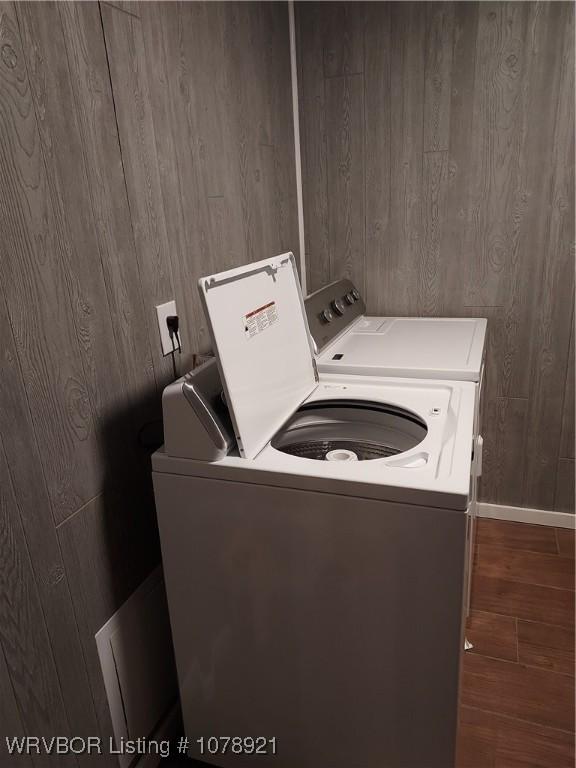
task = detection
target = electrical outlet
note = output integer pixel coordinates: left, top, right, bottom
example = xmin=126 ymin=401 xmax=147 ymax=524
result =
xmin=156 ymin=300 xmax=179 ymax=356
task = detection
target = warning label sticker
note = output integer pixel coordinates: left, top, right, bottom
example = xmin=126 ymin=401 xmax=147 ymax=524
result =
xmin=243 ymin=301 xmax=278 ymax=339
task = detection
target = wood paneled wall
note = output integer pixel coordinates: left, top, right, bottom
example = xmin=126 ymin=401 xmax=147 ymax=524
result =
xmin=0 ymin=0 xmax=297 ymax=755
xmin=297 ymin=1 xmax=575 ymax=512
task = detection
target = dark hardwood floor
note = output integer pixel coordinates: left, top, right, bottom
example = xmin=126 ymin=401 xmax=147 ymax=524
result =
xmin=457 ymin=518 xmax=575 ymax=768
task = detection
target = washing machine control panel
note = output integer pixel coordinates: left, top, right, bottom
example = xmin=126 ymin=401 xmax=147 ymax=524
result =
xmin=331 ymin=298 xmax=346 ymax=316
xmin=305 ymin=279 xmax=366 ymax=352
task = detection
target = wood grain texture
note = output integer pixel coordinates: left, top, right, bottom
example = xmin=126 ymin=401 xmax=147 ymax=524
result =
xmin=523 ymin=2 xmax=575 ymax=508
xmin=388 ymin=2 xmax=425 ymax=316
xmin=58 ymin=1 xmax=157 ymax=411
xmin=476 ymin=518 xmax=559 ymax=554
xmin=298 ymin=1 xmax=575 ymax=510
xmin=456 ymin=706 xmax=497 ymax=768
xmin=136 ymin=1 xmax=298 ymax=355
xmin=58 ymin=488 xmax=160 ymax=748
xmin=255 ymin=3 xmax=298 ymax=260
xmin=462 ymin=653 xmax=574 ymax=732
xmin=494 ymin=714 xmax=575 ymax=768
xmin=322 ymin=1 xmax=364 ymax=79
xmin=560 ymin=311 xmax=574 ymax=460
xmin=463 ymin=2 xmax=529 ymax=313
xmin=481 ymin=397 xmax=527 ymax=505
xmin=0 ymin=1 xmax=102 ymax=521
xmin=458 ymin=706 xmax=576 ymax=768
xmin=440 ymin=1 xmax=478 ymax=317
xmin=476 ymin=545 xmax=575 ymax=590
xmin=555 ymin=459 xmax=575 ymax=514
xmin=139 ymin=0 xmax=211 ymax=359
xmin=517 ymin=619 xmax=575 ymax=676
xmin=296 ymin=1 xmax=330 ymax=292
xmin=420 ymin=150 xmax=449 ymax=315
xmin=0 ymin=434 xmax=71 ymax=766
xmin=466 ymin=610 xmax=517 ymax=662
xmin=16 ymin=1 xmax=141 ymax=520
xmin=424 ymin=3 xmax=453 ymax=153
xmin=0 ymin=0 xmax=298 ymax=753
xmin=0 ymin=641 xmax=34 ymax=767
xmin=102 ymin=0 xmax=138 ymax=18
xmin=471 ymin=575 xmax=574 ymax=628
xmin=501 ymin=3 xmax=572 ymax=400
xmin=0 ymin=295 xmax=101 ymax=758
xmin=363 ymin=2 xmax=390 ymax=315
xmin=459 ymin=518 xmax=575 ymax=766
xmin=325 ymin=74 xmax=365 ymax=295
xmin=560 ymin=307 xmax=576 ymax=459
xmin=556 ymin=528 xmax=575 ymax=559
xmin=101 ymin=2 xmax=175 ymax=389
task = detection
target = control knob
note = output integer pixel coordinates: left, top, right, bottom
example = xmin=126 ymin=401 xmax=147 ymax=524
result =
xmin=345 ymin=292 xmax=355 ymax=305
xmin=351 ymin=288 xmax=360 ymax=300
xmin=321 ymin=308 xmax=334 ymax=323
xmin=331 ymin=298 xmax=346 ymax=316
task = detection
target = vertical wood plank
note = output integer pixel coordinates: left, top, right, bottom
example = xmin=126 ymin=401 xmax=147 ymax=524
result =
xmin=16 ymin=2 xmax=142 ymax=509
xmin=0 ymin=2 xmax=102 ymax=520
xmin=440 ymin=1 xmax=478 ymax=315
xmin=102 ymin=1 xmax=139 ymax=18
xmin=296 ymin=2 xmax=330 ymax=292
xmin=388 ymin=2 xmax=425 ymax=315
xmin=58 ymin=1 xmax=157 ymax=408
xmin=555 ymin=460 xmax=575 ymax=514
xmin=322 ymin=1 xmax=364 ymax=79
xmin=523 ymin=2 xmax=575 ymax=508
xmin=420 ymin=151 xmax=449 ymax=316
xmin=258 ymin=2 xmax=299 ymax=261
xmin=463 ymin=3 xmax=529 ymax=310
xmin=298 ymin=1 xmax=575 ymax=515
xmin=100 ymin=3 xmax=175 ymax=387
xmin=560 ymin=311 xmax=575 ymax=460
xmin=0 ymin=435 xmax=71 ymax=766
xmin=0 ymin=295 xmax=102 ymax=755
xmin=224 ymin=2 xmax=279 ymax=264
xmin=325 ymin=73 xmax=365 ymax=293
xmin=0 ymin=641 xmax=34 ymax=767
xmin=179 ymin=0 xmax=237 ymax=268
xmin=255 ymin=143 xmax=283 ymax=258
xmin=499 ymin=2 xmax=571 ymax=398
xmin=481 ymin=397 xmax=528 ymax=505
xmin=424 ymin=2 xmax=454 ymax=153
xmin=222 ymin=3 xmax=260 ymax=264
xmin=139 ymin=0 xmax=209 ymax=358
xmin=364 ymin=2 xmax=391 ymax=315
xmin=57 ymin=490 xmax=160 ymax=745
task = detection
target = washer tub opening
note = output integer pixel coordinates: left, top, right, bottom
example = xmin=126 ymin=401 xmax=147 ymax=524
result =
xmin=271 ymin=399 xmax=428 ymax=461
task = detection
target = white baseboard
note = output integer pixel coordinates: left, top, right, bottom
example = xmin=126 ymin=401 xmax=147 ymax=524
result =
xmin=477 ymin=502 xmax=576 ymax=529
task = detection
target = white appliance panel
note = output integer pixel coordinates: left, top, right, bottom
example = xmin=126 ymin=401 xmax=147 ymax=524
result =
xmin=199 ymin=254 xmax=316 ymax=459
xmin=317 ymin=317 xmax=487 ymax=381
xmin=153 ymin=374 xmax=477 ymax=511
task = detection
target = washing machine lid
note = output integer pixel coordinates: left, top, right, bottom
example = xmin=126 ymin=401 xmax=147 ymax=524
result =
xmin=199 ymin=253 xmax=317 ymax=459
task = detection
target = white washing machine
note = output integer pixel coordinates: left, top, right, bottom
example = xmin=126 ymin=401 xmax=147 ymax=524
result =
xmin=305 ymin=279 xmax=487 ymax=614
xmin=304 ymin=279 xmax=486 ymax=383
xmin=152 ymin=254 xmax=478 ymax=768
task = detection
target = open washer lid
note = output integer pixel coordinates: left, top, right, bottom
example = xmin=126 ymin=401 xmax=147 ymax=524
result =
xmin=199 ymin=253 xmax=318 ymax=459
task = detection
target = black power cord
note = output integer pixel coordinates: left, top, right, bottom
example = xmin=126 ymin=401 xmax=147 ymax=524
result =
xmin=166 ymin=315 xmax=181 ymax=379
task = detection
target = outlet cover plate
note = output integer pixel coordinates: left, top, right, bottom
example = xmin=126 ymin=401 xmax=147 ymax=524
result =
xmin=156 ymin=300 xmax=178 ymax=356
